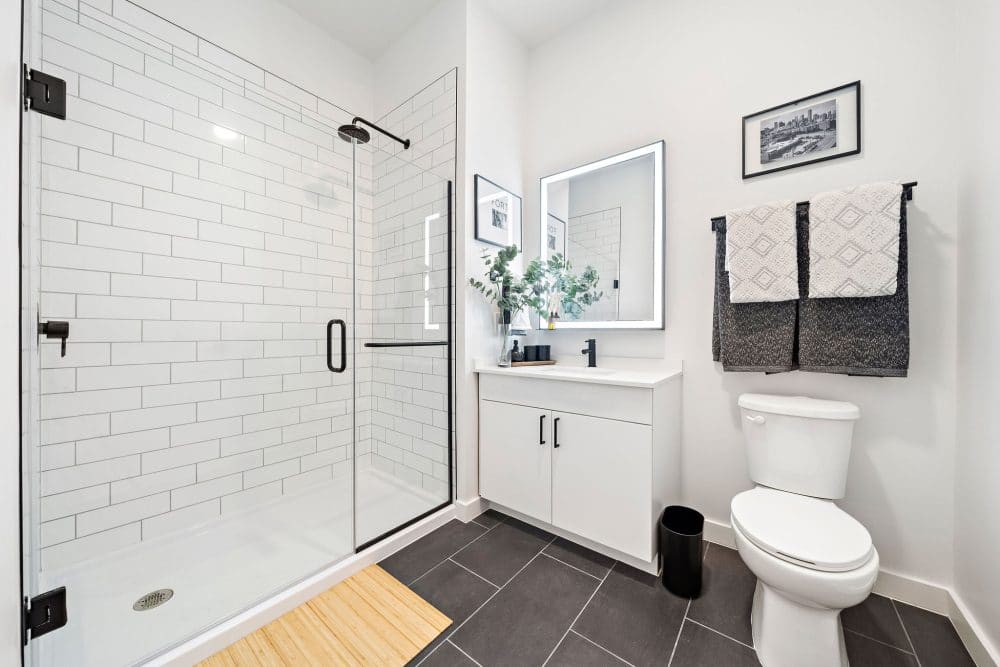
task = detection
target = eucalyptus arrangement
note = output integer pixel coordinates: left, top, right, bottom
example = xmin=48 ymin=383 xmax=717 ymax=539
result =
xmin=469 ymin=245 xmax=603 ymax=365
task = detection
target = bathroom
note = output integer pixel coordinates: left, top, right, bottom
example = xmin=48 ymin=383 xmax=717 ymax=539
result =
xmin=2 ymin=0 xmax=998 ymax=665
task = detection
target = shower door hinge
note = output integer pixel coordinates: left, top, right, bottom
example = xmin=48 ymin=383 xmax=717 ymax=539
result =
xmin=23 ymin=65 xmax=67 ymax=119
xmin=22 ymin=587 xmax=67 ymax=645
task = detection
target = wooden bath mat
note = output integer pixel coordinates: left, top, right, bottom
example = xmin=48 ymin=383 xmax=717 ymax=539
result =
xmin=198 ymin=565 xmax=451 ymax=666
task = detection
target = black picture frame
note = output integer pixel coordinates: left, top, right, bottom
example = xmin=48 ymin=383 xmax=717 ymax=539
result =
xmin=474 ymin=174 xmax=522 ymax=249
xmin=742 ymin=81 xmax=861 ymax=179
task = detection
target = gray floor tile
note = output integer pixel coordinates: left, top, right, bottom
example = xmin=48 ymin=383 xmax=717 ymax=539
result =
xmin=573 ymin=562 xmax=688 ymax=667
xmin=686 ymin=544 xmax=755 ymax=645
xmin=844 ymin=630 xmax=919 ymax=666
xmin=471 ymin=509 xmax=504 ymax=529
xmin=547 ymin=631 xmax=630 ymax=666
xmin=451 ymin=554 xmax=599 ymax=666
xmin=841 ymin=594 xmax=911 ymax=650
xmin=452 ymin=517 xmax=553 ymax=586
xmin=895 ymin=600 xmax=975 ymax=666
xmin=381 ymin=519 xmax=487 ymax=584
xmin=670 ymin=620 xmax=758 ymax=667
xmin=417 ymin=640 xmax=478 ymax=667
xmin=544 ymin=537 xmax=615 ymax=579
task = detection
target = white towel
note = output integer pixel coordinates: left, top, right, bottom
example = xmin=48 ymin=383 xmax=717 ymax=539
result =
xmin=808 ymin=181 xmax=903 ymax=298
xmin=725 ymin=200 xmax=798 ymax=303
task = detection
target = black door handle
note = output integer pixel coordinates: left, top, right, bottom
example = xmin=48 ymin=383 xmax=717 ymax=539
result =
xmin=539 ymin=415 xmax=546 ymax=445
xmin=326 ymin=319 xmax=347 ymax=373
xmin=553 ymin=417 xmax=561 ymax=448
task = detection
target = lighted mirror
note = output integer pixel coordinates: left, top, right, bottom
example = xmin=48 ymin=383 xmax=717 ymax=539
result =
xmin=540 ymin=140 xmax=664 ymax=329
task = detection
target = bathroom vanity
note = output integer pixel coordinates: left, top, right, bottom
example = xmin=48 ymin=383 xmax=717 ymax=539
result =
xmin=475 ymin=362 xmax=682 ymax=574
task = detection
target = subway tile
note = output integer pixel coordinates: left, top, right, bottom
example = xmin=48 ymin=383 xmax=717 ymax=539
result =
xmin=201 ymin=161 xmax=266 ymax=194
xmin=200 ymin=100 xmax=265 ymax=141
xmin=112 ymin=203 xmax=198 ymax=238
xmin=245 ymin=248 xmax=302 ymax=272
xmin=197 ymin=451 xmax=262 ymax=481
xmin=197 ymin=38 xmax=263 ymax=85
xmin=244 ymin=458 xmax=298 ymax=488
xmin=221 ymin=264 xmax=284 ymax=287
xmin=111 ymin=0 xmax=198 ymax=52
xmin=220 ymin=376 xmax=283 ymax=399
xmin=75 ymin=364 xmax=170 ymax=391
xmin=42 ymin=36 xmax=113 ymax=83
xmin=78 ymin=220 xmax=171 ymax=255
xmin=170 ymin=360 xmax=243 ymax=383
xmin=245 ymin=138 xmax=301 ymax=171
xmin=144 ymin=188 xmax=222 ymax=222
xmin=40 ymin=517 xmax=76 ymax=548
xmin=221 ymin=428 xmax=283 ymax=456
xmin=111 ymin=403 xmax=195 ymax=434
xmin=196 ymin=340 xmax=263 ymax=361
xmin=44 ymin=10 xmax=144 ymax=72
xmin=79 ymin=77 xmax=172 ymax=125
xmin=41 ymin=523 xmax=140 ymax=571
xmin=264 ymin=72 xmax=316 ymax=111
xmin=111 ymin=342 xmax=197 ymax=365
xmin=41 ymin=138 xmax=79 ymax=168
xmin=113 ymin=135 xmax=198 ymax=178
xmin=111 ymin=273 xmax=196 ymax=300
xmin=77 ymin=491 xmax=170 ymax=536
xmin=143 ymin=254 xmax=220 ymax=282
xmin=144 ymin=122 xmax=222 ymax=162
xmin=41 ymin=266 xmax=109 ymax=295
xmin=263 ymin=437 xmax=315 ymax=465
xmin=142 ymin=320 xmax=220 ymax=342
xmin=40 ymin=368 xmax=76 ymax=395
xmin=110 ymin=466 xmax=194 ymax=503
xmin=174 ymin=174 xmax=245 ymax=208
xmin=243 ymin=406 xmax=299 ymax=432
xmin=65 ymin=95 xmax=143 ymax=139
xmin=222 ymin=89 xmax=283 ymax=129
xmin=41 ymin=455 xmax=139 ymax=495
xmin=171 ymin=473 xmax=242 ymax=509
xmin=265 ymin=127 xmax=318 ymax=160
xmin=40 ymin=484 xmax=110 ymax=522
xmin=198 ymin=221 xmax=264 ymax=249
xmin=222 ymin=148 xmax=283 ymax=181
xmin=113 ymin=65 xmax=198 ymax=115
xmin=197 ymin=281 xmax=263 ymax=304
xmin=144 ymin=56 xmax=222 ymax=104
xmin=41 ymin=412 xmax=109 ymax=445
xmin=220 ymin=322 xmax=283 ymax=341
xmin=282 ymin=466 xmax=331 ymax=494
xmin=244 ymin=304 xmax=300 ymax=322
xmin=42 ymin=164 xmax=142 ymax=206
xmin=171 ymin=416 xmax=242 ymax=446
xmin=41 ymin=189 xmax=111 ymax=224
xmin=79 ymin=148 xmax=173 ymax=189
xmin=143 ymin=380 xmax=220 ymax=408
xmin=197 ymin=395 xmax=263 ymax=421
xmin=142 ymin=439 xmax=220 ymax=474
xmin=221 ymin=206 xmax=284 ymax=235
xmin=245 ymin=192 xmax=301 ymax=221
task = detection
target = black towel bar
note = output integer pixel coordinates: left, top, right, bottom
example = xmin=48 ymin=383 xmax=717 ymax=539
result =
xmin=710 ymin=181 xmax=918 ymax=230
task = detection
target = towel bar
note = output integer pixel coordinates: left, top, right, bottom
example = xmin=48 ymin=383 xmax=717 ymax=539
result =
xmin=710 ymin=181 xmax=917 ymax=230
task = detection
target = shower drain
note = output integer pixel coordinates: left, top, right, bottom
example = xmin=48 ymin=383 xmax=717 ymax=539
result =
xmin=132 ymin=588 xmax=174 ymax=611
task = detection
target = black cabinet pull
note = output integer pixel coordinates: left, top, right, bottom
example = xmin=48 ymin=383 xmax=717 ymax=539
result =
xmin=539 ymin=415 xmax=546 ymax=445
xmin=553 ymin=417 xmax=561 ymax=448
xmin=326 ymin=319 xmax=347 ymax=373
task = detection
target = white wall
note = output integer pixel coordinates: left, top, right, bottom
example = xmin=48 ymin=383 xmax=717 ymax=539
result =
xmin=134 ymin=0 xmax=373 ymax=116
xmin=521 ymin=0 xmax=959 ymax=587
xmin=2 ymin=0 xmax=24 ymax=661
xmin=954 ymin=0 xmax=1000 ymax=658
xmin=459 ymin=1 xmax=528 ymax=504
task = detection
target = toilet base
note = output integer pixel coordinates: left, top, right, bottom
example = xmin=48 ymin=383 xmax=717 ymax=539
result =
xmin=751 ymin=579 xmax=848 ymax=667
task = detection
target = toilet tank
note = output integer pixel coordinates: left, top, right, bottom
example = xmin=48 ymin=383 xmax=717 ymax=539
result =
xmin=739 ymin=393 xmax=861 ymax=499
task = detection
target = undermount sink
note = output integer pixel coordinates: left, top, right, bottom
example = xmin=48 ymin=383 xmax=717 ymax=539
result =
xmin=535 ymin=366 xmax=617 ymax=376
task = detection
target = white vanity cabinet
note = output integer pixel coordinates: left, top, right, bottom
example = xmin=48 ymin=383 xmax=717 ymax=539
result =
xmin=477 ymin=365 xmax=682 ymax=573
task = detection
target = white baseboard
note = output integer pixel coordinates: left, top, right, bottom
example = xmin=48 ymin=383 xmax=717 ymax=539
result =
xmin=704 ymin=518 xmax=997 ymax=665
xmin=146 ymin=504 xmax=456 ymax=666
xmin=454 ymin=495 xmax=487 ymax=523
xmin=950 ymin=592 xmax=1000 ymax=667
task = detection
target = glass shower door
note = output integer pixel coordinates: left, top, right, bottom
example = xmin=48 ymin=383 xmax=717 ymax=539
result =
xmin=20 ymin=2 xmax=360 ymax=664
xmin=354 ymin=139 xmax=453 ymax=548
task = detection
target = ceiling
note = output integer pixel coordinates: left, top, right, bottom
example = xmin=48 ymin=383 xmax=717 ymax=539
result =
xmin=481 ymin=0 xmax=613 ymax=48
xmin=278 ymin=0 xmax=442 ymax=60
xmin=278 ymin=0 xmax=614 ymax=61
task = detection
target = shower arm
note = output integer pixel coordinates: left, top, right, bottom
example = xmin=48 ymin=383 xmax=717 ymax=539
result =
xmin=352 ymin=117 xmax=411 ymax=149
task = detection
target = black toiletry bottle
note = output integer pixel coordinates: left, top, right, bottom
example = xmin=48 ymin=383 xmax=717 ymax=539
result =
xmin=511 ymin=340 xmax=524 ymax=363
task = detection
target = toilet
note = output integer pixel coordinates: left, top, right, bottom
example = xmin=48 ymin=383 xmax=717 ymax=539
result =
xmin=730 ymin=393 xmax=878 ymax=667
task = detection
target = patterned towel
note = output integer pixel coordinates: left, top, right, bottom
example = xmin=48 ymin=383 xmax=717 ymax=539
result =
xmin=807 ymin=181 xmax=903 ymax=298
xmin=725 ymin=200 xmax=798 ymax=303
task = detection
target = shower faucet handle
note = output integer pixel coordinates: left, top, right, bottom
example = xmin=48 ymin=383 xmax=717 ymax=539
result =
xmin=38 ymin=320 xmax=70 ymax=357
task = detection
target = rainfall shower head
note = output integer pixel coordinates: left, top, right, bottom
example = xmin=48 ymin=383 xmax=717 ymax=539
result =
xmin=337 ymin=117 xmax=410 ymax=149
xmin=337 ymin=123 xmax=371 ymax=144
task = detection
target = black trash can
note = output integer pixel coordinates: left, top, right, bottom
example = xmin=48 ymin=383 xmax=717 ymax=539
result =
xmin=659 ymin=505 xmax=704 ymax=597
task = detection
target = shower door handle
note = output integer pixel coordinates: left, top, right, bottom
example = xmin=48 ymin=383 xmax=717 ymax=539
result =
xmin=326 ymin=319 xmax=347 ymax=373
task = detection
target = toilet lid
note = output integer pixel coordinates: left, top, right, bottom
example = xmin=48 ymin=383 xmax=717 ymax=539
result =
xmin=731 ymin=487 xmax=873 ymax=572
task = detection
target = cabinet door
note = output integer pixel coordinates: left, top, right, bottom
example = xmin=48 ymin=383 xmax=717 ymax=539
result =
xmin=479 ymin=400 xmax=552 ymax=522
xmin=551 ymin=412 xmax=652 ymax=560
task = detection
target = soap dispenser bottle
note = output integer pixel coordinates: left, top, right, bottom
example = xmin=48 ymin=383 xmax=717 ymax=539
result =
xmin=511 ymin=340 xmax=524 ymax=363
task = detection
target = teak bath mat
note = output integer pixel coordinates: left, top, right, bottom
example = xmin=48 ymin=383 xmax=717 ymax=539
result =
xmin=198 ymin=565 xmax=451 ymax=666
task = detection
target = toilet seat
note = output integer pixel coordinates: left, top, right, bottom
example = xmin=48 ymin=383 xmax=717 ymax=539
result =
xmin=731 ymin=487 xmax=873 ymax=572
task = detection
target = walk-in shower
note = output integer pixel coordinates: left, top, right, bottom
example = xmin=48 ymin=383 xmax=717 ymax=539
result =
xmin=18 ymin=2 xmax=455 ymax=665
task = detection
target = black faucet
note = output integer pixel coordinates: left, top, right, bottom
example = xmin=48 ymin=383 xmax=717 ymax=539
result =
xmin=582 ymin=339 xmax=597 ymax=367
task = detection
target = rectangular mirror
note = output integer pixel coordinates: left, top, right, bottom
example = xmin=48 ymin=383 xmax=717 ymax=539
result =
xmin=540 ymin=140 xmax=664 ymax=329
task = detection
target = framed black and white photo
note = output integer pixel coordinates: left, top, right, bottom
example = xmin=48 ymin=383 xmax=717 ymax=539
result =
xmin=742 ymin=81 xmax=860 ymax=179
xmin=474 ymin=174 xmax=522 ymax=248
xmin=546 ymin=214 xmax=566 ymax=257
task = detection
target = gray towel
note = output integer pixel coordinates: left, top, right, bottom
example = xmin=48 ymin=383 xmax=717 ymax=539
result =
xmin=797 ymin=193 xmax=909 ymax=376
xmin=712 ymin=220 xmax=798 ymax=372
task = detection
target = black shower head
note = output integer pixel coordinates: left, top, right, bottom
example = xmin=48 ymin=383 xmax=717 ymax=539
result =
xmin=337 ymin=123 xmax=370 ymax=144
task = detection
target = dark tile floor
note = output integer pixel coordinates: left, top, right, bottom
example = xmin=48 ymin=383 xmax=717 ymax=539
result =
xmin=381 ymin=510 xmax=975 ymax=666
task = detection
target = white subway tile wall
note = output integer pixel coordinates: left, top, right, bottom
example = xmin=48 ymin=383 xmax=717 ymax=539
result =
xmin=567 ymin=207 xmax=622 ymax=320
xmin=31 ymin=0 xmax=394 ymax=570
xmin=355 ymin=72 xmax=456 ymax=498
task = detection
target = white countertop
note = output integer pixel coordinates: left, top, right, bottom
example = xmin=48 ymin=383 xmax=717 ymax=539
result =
xmin=474 ymin=357 xmax=682 ymax=389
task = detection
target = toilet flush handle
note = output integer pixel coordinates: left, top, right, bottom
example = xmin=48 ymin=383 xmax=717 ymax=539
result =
xmin=745 ymin=414 xmax=766 ymax=425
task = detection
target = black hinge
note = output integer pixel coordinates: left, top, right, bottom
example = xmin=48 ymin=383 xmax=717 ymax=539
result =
xmin=23 ymin=66 xmax=67 ymax=119
xmin=23 ymin=587 xmax=67 ymax=645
